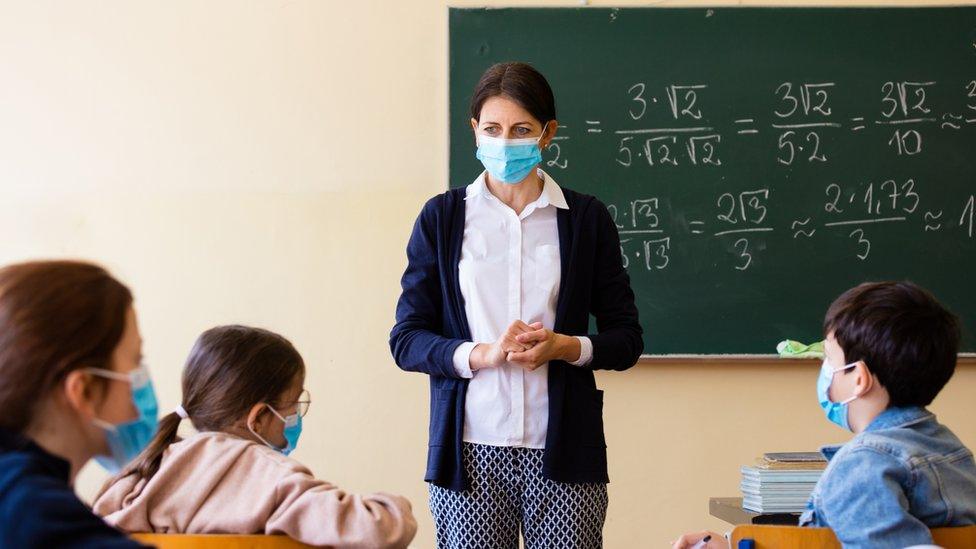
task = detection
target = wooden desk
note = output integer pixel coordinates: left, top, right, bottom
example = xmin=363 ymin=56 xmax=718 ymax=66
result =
xmin=709 ymin=497 xmax=800 ymax=526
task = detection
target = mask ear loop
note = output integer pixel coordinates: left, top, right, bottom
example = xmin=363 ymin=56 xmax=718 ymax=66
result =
xmin=529 ymin=122 xmax=552 ymax=185
xmin=247 ymin=403 xmax=287 ymax=452
xmin=832 ymin=361 xmax=863 ymax=405
xmin=536 ymin=121 xmax=552 ymax=146
xmin=91 ymin=417 xmax=119 ymax=433
xmin=84 ymin=367 xmax=135 ymax=431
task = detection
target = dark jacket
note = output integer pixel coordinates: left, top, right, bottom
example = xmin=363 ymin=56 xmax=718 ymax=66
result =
xmin=390 ymin=185 xmax=643 ymax=491
xmin=0 ymin=428 xmax=148 ymax=548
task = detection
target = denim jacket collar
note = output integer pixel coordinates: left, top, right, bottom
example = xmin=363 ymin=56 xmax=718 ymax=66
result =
xmin=818 ymin=407 xmax=933 ymax=461
xmin=864 ymin=406 xmax=932 ymax=433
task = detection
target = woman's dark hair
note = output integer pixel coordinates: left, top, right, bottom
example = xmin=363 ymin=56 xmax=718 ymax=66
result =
xmin=470 ymin=62 xmax=556 ymax=125
xmin=824 ymin=281 xmax=960 ymax=408
xmin=0 ymin=260 xmax=132 ymax=433
xmin=112 ymin=325 xmax=305 ymax=486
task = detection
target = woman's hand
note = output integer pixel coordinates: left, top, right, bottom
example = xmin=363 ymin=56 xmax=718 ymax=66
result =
xmin=672 ymin=531 xmax=728 ymax=549
xmin=470 ymin=320 xmax=537 ymax=371
xmin=507 ymin=323 xmax=582 ymax=371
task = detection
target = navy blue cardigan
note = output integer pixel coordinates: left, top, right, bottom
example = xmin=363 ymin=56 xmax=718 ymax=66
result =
xmin=390 ymin=185 xmax=643 ymax=491
xmin=0 ymin=428 xmax=147 ymax=548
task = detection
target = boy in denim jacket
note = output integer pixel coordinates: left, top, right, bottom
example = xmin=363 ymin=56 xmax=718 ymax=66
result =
xmin=676 ymin=282 xmax=976 ymax=549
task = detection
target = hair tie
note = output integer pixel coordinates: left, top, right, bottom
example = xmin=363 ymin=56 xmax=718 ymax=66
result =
xmin=174 ymin=404 xmax=189 ymax=420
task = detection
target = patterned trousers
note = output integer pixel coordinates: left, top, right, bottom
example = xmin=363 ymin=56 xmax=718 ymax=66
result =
xmin=429 ymin=443 xmax=608 ymax=549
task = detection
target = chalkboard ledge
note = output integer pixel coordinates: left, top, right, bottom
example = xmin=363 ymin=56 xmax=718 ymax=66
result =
xmin=636 ymin=354 xmax=976 ymax=365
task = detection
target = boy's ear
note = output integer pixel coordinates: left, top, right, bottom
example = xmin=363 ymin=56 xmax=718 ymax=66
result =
xmin=853 ymin=360 xmax=875 ymax=396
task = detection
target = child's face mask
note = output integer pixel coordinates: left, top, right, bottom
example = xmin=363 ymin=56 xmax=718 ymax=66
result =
xmin=87 ymin=364 xmax=160 ymax=473
xmin=249 ymin=403 xmax=303 ymax=456
xmin=817 ymin=358 xmax=859 ymax=431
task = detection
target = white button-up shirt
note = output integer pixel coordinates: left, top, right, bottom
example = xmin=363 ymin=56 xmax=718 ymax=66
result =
xmin=452 ymin=169 xmax=593 ymax=449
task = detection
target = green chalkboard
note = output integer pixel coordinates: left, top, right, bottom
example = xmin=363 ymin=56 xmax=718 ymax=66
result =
xmin=449 ymin=7 xmax=976 ymax=355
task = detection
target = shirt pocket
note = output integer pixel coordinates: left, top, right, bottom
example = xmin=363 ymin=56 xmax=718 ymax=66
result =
xmin=533 ymin=243 xmax=561 ymax=294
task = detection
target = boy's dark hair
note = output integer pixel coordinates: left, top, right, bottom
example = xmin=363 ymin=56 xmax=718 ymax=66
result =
xmin=824 ymin=281 xmax=960 ymax=407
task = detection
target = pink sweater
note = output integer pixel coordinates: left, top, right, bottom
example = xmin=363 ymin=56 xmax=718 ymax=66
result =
xmin=93 ymin=431 xmax=417 ymax=548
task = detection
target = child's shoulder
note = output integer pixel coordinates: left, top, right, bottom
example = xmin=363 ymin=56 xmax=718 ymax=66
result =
xmin=813 ymin=439 xmax=912 ymax=516
xmin=822 ymin=438 xmax=906 ymax=481
xmin=853 ymin=410 xmax=970 ymax=464
xmin=821 ymin=412 xmax=972 ymax=489
xmin=179 ymin=431 xmax=312 ymax=474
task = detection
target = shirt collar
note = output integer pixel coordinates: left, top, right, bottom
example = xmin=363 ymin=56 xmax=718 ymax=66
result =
xmin=539 ymin=170 xmax=569 ymax=210
xmin=465 ymin=172 xmax=490 ymax=200
xmin=465 ymin=169 xmax=569 ymax=211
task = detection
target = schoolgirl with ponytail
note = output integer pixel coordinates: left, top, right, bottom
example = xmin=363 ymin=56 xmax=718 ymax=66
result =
xmin=94 ymin=325 xmax=416 ymax=548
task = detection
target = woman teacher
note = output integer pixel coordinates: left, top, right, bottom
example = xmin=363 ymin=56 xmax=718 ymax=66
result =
xmin=390 ymin=62 xmax=643 ymax=549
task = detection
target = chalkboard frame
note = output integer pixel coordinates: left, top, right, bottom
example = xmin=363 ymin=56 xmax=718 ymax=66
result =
xmin=448 ymin=6 xmax=976 ymax=358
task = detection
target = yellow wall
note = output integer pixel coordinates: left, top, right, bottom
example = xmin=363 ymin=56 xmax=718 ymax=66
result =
xmin=0 ymin=1 xmax=973 ymax=546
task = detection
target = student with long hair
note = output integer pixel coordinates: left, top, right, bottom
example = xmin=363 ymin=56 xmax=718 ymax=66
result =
xmin=0 ymin=260 xmax=156 ymax=548
xmin=95 ymin=325 xmax=417 ymax=548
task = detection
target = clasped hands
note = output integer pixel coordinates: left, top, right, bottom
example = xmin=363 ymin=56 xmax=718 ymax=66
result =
xmin=469 ymin=320 xmax=581 ymax=372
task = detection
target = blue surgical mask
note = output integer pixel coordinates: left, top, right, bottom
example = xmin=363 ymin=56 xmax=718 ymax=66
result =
xmin=817 ymin=358 xmax=859 ymax=431
xmin=87 ymin=364 xmax=159 ymax=473
xmin=475 ymin=123 xmax=549 ymax=184
xmin=249 ymin=404 xmax=302 ymax=456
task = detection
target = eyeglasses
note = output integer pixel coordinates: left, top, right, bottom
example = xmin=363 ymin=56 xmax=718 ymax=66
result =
xmin=286 ymin=389 xmax=311 ymax=418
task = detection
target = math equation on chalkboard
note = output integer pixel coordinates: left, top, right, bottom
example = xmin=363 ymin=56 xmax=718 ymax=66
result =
xmin=541 ymin=80 xmax=976 ymax=272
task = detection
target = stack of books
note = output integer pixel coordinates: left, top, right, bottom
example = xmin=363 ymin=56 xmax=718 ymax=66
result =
xmin=740 ymin=452 xmax=827 ymax=513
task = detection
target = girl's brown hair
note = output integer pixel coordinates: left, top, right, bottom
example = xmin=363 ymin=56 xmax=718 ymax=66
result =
xmin=0 ymin=260 xmax=133 ymax=434
xmin=114 ymin=325 xmax=305 ymax=484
